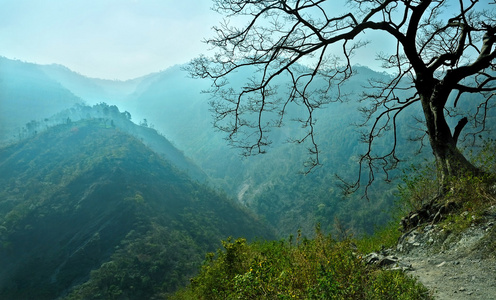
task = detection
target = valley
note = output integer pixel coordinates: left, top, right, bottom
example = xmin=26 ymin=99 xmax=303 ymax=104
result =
xmin=1 ymin=56 xmax=495 ymax=299
xmin=1 ymin=57 xmax=427 ymax=237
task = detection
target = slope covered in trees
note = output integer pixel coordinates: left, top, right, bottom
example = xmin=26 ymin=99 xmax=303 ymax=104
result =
xmin=0 ymin=57 xmax=84 ymax=144
xmin=3 ymin=57 xmax=494 ymax=236
xmin=115 ymin=65 xmax=432 ymax=235
xmin=0 ymin=118 xmax=273 ymax=299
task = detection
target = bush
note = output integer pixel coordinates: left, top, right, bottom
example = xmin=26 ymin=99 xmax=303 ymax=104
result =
xmin=172 ymin=230 xmax=431 ymax=299
xmin=395 ymin=139 xmax=496 ymax=234
xmin=397 ymin=162 xmax=438 ymax=212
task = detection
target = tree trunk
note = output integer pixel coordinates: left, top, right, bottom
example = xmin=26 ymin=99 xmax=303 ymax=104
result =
xmin=420 ymin=85 xmax=480 ymax=193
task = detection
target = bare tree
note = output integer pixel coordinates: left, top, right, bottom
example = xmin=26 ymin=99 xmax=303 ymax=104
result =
xmin=189 ymin=0 xmax=496 ymax=193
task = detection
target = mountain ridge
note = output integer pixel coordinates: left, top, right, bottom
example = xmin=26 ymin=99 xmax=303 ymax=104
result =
xmin=0 ymin=118 xmax=273 ymax=299
xmin=3 ymin=56 xmax=494 ymax=238
xmin=0 ymin=56 xmax=423 ymax=236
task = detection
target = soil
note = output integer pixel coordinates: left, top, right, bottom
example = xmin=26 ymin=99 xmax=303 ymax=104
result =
xmin=393 ymin=206 xmax=496 ymax=299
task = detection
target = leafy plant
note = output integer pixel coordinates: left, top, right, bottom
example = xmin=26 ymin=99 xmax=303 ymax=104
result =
xmin=397 ymin=162 xmax=438 ymax=211
xmin=172 ymin=229 xmax=431 ymax=299
xmin=396 ymin=139 xmax=496 ymax=234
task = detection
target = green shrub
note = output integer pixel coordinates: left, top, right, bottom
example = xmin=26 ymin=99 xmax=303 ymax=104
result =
xmin=355 ymin=220 xmax=402 ymax=254
xmin=172 ymin=230 xmax=432 ymax=299
xmin=367 ymin=270 xmax=430 ymax=300
xmin=397 ymin=162 xmax=438 ymax=212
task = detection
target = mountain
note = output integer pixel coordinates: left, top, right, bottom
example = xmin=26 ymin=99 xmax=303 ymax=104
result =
xmin=113 ymin=64 xmax=496 ymax=236
xmin=0 ymin=57 xmax=422 ymax=236
xmin=116 ymin=65 xmax=413 ymax=235
xmin=40 ymin=63 xmax=148 ymax=104
xmin=3 ymin=57 xmax=493 ymax=237
xmin=51 ymin=103 xmax=208 ymax=182
xmin=0 ymin=118 xmax=273 ymax=299
xmin=0 ymin=57 xmax=84 ymax=144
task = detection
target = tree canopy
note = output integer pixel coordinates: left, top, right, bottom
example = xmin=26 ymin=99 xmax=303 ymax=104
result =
xmin=190 ymin=0 xmax=496 ymax=193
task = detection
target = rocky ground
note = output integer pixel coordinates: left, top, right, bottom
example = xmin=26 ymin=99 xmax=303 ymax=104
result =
xmin=368 ymin=205 xmax=496 ymax=299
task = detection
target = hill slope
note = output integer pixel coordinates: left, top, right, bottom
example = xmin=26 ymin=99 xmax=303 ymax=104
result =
xmin=0 ymin=57 xmax=425 ymax=235
xmin=0 ymin=57 xmax=84 ymax=144
xmin=3 ymin=57 xmax=494 ymax=237
xmin=0 ymin=119 xmax=273 ymax=299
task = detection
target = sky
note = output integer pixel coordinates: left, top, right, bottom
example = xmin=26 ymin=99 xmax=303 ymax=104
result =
xmin=0 ymin=0 xmax=221 ymax=80
xmin=1 ymin=1 xmax=490 ymax=81
xmin=0 ymin=0 xmax=398 ymax=80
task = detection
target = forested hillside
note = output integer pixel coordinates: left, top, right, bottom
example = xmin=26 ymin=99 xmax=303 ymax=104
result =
xmin=2 ymin=1 xmax=495 ymax=298
xmin=114 ymin=65 xmax=428 ymax=235
xmin=113 ymin=64 xmax=496 ymax=236
xmin=0 ymin=118 xmax=273 ymax=299
xmin=0 ymin=57 xmax=84 ymax=144
xmin=3 ymin=57 xmax=494 ymax=237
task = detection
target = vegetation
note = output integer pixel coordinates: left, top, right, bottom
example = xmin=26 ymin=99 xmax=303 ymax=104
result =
xmin=64 ymin=223 xmax=203 ymax=299
xmin=190 ymin=0 xmax=496 ymax=193
xmin=5 ymin=56 xmax=496 ymax=241
xmin=173 ymin=139 xmax=496 ymax=300
xmin=2 ymin=51 xmax=496 ymax=299
xmin=0 ymin=115 xmax=273 ymax=299
xmin=399 ymin=140 xmax=496 ymax=235
xmin=172 ymin=230 xmax=431 ymax=300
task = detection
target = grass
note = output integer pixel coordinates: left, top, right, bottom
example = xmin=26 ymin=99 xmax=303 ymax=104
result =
xmin=355 ymin=220 xmax=403 ymax=254
xmin=171 ymin=229 xmax=432 ymax=299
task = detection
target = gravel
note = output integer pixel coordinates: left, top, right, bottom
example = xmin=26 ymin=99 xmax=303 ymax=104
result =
xmin=393 ymin=207 xmax=496 ymax=299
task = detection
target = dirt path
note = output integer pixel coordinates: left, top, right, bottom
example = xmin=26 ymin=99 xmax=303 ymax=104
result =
xmin=400 ymin=248 xmax=496 ymax=299
xmin=393 ymin=211 xmax=496 ymax=299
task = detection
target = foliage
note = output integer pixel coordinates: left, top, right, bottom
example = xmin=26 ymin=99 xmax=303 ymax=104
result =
xmin=190 ymin=0 xmax=496 ymax=197
xmin=5 ymin=56 xmax=496 ymax=246
xmin=397 ymin=162 xmax=439 ymax=211
xmin=0 ymin=117 xmax=273 ymax=299
xmin=172 ymin=230 xmax=431 ymax=300
xmin=397 ymin=139 xmax=496 ymax=234
xmin=469 ymin=138 xmax=496 ymax=175
xmin=354 ymin=218 xmax=403 ymax=255
xmin=174 ymin=144 xmax=496 ymax=300
xmin=65 ymin=224 xmax=202 ymax=300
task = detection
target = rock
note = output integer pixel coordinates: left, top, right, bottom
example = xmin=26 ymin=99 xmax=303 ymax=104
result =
xmin=364 ymin=252 xmax=380 ymax=265
xmin=401 ymin=200 xmax=462 ymax=231
xmin=390 ymin=262 xmax=414 ymax=272
xmin=378 ymin=256 xmax=399 ymax=267
xmin=410 ymin=213 xmax=420 ymax=225
xmin=436 ymin=261 xmax=446 ymax=267
xmin=364 ymin=251 xmax=413 ymax=271
xmin=424 ymin=225 xmax=434 ymax=231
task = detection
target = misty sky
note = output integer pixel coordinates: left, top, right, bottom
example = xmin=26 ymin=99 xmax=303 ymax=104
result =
xmin=0 ymin=0 xmax=220 ymax=80
xmin=1 ymin=1 xmax=491 ymax=80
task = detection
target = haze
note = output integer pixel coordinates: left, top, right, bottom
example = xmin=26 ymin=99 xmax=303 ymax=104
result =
xmin=1 ymin=1 xmax=488 ymax=81
xmin=0 ymin=0 xmax=221 ymax=80
xmin=0 ymin=0 xmax=422 ymax=80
